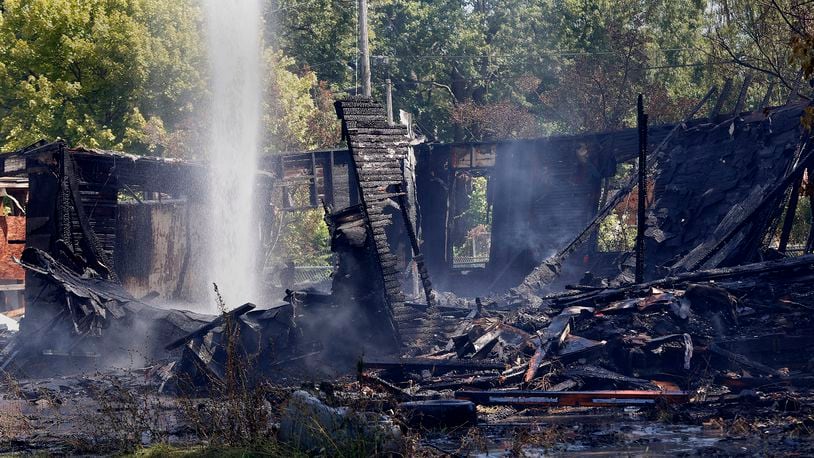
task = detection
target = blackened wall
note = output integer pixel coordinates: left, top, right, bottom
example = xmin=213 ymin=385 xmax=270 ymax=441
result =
xmin=115 ymin=200 xmax=209 ymax=303
xmin=413 ymin=139 xmax=615 ymax=293
xmin=645 ymin=102 xmax=808 ymax=274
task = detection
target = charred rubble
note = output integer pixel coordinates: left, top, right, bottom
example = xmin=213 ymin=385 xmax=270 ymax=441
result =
xmin=3 ymin=85 xmax=814 ymax=452
xmin=177 ymin=93 xmax=814 ymax=419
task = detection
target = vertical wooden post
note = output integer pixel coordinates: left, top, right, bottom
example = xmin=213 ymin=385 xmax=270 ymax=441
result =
xmin=635 ymin=94 xmax=648 ymax=284
xmin=778 ymin=174 xmax=804 ymax=253
xmin=709 ymin=78 xmax=733 ymax=120
xmin=309 ymin=152 xmax=318 ymax=207
xmin=759 ymin=80 xmax=776 ymax=110
xmin=323 ymin=151 xmax=335 ymax=207
xmin=358 ymin=0 xmax=371 ymax=97
xmin=805 ymin=170 xmax=814 ymax=254
xmin=787 ymin=69 xmax=804 ymax=105
xmin=384 ymin=56 xmax=394 ymax=124
xmin=733 ymin=73 xmax=753 ymax=115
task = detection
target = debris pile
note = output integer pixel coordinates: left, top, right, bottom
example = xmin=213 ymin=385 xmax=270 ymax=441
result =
xmin=359 ymin=254 xmax=814 ymax=409
xmin=4 ymin=95 xmax=814 ymax=454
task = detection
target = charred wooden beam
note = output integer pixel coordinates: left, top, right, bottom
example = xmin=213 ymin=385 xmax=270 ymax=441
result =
xmin=708 ymin=342 xmax=782 ymax=377
xmin=524 ymin=313 xmax=572 ymax=382
xmin=635 ymin=94 xmax=648 ymax=284
xmin=551 ymin=252 xmax=814 ymax=308
xmin=456 ymin=390 xmax=689 ymax=407
xmin=164 ymin=302 xmax=255 ymax=351
xmin=362 ymin=357 xmax=504 ymax=374
xmin=733 ymin=73 xmax=754 ymax=115
xmin=807 ymin=171 xmax=814 ymax=254
xmin=778 ymin=173 xmax=804 ymax=253
xmin=709 ymin=78 xmax=733 ymax=120
xmin=759 ymin=80 xmax=776 ymax=110
xmin=396 ymin=186 xmax=435 ymax=306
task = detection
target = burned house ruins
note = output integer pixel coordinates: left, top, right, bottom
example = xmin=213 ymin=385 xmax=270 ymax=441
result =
xmin=4 ymin=79 xmax=814 ymax=453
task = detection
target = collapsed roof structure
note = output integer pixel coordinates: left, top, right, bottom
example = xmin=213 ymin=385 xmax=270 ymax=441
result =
xmin=2 ymin=80 xmax=814 ymax=453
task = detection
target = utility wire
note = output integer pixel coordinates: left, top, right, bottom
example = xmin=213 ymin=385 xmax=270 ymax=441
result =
xmin=371 ymin=47 xmax=701 ymax=60
xmin=384 ymin=60 xmax=733 ymax=87
xmin=299 ymin=50 xmax=729 ymax=74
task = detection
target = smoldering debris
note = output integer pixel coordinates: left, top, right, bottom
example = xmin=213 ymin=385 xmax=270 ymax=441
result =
xmin=6 ymin=95 xmax=814 ymax=455
xmin=0 ymin=247 xmax=215 ymax=374
xmin=360 ymin=254 xmax=814 ymax=396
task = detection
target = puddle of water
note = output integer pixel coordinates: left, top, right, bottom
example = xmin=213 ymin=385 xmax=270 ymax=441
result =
xmin=455 ymin=413 xmax=734 ymax=456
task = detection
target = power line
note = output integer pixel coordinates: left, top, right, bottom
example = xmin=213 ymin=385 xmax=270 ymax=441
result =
xmin=299 ymin=50 xmax=727 ymax=73
xmin=386 ymin=60 xmax=733 ymax=87
xmin=371 ymin=47 xmax=703 ymax=61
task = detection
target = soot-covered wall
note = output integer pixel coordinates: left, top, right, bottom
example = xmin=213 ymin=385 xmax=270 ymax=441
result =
xmin=115 ymin=200 xmax=209 ymax=303
xmin=414 ymin=139 xmax=616 ymax=294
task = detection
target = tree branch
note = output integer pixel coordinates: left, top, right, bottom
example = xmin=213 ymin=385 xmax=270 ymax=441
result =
xmin=431 ymin=81 xmax=458 ymax=104
xmin=770 ymin=0 xmax=807 ymax=37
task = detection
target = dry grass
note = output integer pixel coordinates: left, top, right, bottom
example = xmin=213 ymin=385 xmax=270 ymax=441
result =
xmin=82 ymin=374 xmax=171 ymax=452
xmin=0 ymin=371 xmax=32 ymax=441
xmin=508 ymin=425 xmax=572 ymax=456
xmin=125 ymin=442 xmax=302 ymax=458
xmin=456 ymin=426 xmax=489 ymax=455
xmin=0 ymin=400 xmax=31 ymax=440
xmin=172 ymin=284 xmax=277 ymax=449
xmin=704 ymin=415 xmax=758 ymax=437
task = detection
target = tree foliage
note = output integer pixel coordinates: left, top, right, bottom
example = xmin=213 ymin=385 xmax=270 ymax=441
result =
xmin=264 ymin=50 xmax=340 ymax=154
xmin=365 ymin=0 xmax=713 ymax=139
xmin=0 ymin=0 xmax=206 ymax=155
xmin=0 ymin=0 xmax=340 ymax=156
xmin=267 ymin=0 xmax=811 ymax=141
xmin=3 ymin=0 xmax=811 ymax=153
xmin=270 ymin=0 xmax=357 ymax=92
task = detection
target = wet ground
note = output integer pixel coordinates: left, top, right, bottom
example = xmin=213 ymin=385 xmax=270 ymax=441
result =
xmin=0 ymin=370 xmax=196 ymax=455
xmin=415 ymin=403 xmax=814 ymax=456
xmin=3 ymin=369 xmax=814 ymax=456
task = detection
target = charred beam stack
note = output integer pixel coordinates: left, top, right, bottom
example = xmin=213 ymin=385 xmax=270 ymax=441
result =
xmin=334 ymin=97 xmax=436 ymax=345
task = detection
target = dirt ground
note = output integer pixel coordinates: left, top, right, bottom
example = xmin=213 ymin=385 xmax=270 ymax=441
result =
xmin=3 ymin=367 xmax=814 ymax=456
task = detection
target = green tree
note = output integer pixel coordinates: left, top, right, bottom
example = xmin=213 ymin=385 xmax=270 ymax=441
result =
xmin=273 ymin=0 xmax=789 ymax=141
xmin=708 ymin=0 xmax=809 ymax=96
xmin=369 ymin=0 xmax=711 ymax=139
xmin=261 ymin=48 xmax=340 ymax=268
xmin=269 ymin=0 xmax=357 ymax=92
xmin=523 ymin=0 xmax=713 ymax=132
xmin=0 ymin=0 xmax=206 ymax=155
xmin=263 ymin=49 xmax=340 ymax=154
xmin=372 ymin=0 xmax=550 ymax=140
